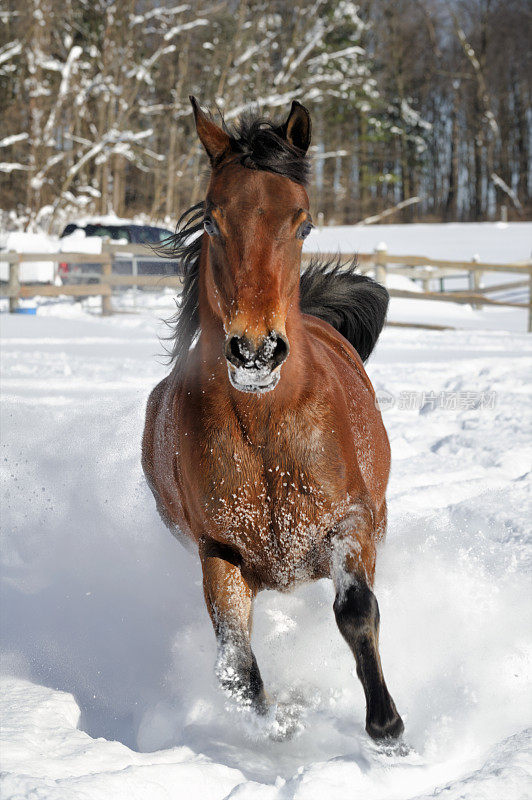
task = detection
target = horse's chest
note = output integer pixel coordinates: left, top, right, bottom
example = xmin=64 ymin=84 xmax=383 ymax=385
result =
xmin=199 ymin=422 xmax=349 ymax=583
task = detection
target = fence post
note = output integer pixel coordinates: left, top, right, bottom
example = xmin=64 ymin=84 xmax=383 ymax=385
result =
xmin=374 ymin=243 xmax=388 ymax=286
xmin=101 ymin=239 xmax=113 ymax=315
xmin=469 ymin=255 xmax=481 ymax=309
xmin=8 ymin=252 xmax=20 ymax=313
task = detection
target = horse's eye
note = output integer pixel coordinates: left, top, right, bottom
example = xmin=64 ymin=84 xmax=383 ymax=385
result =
xmin=297 ymin=220 xmax=313 ymax=240
xmin=204 ymin=216 xmax=219 ymax=236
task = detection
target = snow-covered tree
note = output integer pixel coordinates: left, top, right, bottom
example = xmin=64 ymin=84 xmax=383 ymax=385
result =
xmin=0 ymin=0 xmax=530 ymax=230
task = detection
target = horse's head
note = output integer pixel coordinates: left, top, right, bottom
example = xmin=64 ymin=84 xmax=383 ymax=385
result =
xmin=191 ymin=97 xmax=312 ymax=394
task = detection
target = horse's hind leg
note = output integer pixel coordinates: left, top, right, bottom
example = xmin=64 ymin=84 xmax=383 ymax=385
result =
xmin=199 ymin=537 xmax=267 ymax=714
xmin=331 ymin=522 xmax=404 ymax=741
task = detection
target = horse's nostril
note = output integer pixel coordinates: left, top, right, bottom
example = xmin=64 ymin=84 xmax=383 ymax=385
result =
xmin=269 ymin=333 xmax=289 ymax=368
xmin=229 ymin=336 xmax=242 ymax=362
xmin=225 ymin=335 xmax=253 ymax=367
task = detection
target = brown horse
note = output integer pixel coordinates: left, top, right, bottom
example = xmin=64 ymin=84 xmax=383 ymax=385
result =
xmin=142 ymin=97 xmax=403 ymax=741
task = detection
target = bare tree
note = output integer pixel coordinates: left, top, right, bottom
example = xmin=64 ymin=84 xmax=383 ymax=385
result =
xmin=0 ymin=0 xmax=530 ymax=231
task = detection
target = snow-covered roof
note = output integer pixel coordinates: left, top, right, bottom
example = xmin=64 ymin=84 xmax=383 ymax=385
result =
xmin=65 ymin=215 xmax=142 ymax=227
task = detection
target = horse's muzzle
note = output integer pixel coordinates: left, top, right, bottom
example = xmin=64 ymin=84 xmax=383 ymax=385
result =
xmin=224 ymin=332 xmax=289 ymax=393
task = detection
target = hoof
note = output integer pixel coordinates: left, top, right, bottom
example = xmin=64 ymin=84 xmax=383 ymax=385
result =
xmin=253 ymin=689 xmax=271 ymax=717
xmin=366 ymin=712 xmax=404 ymax=741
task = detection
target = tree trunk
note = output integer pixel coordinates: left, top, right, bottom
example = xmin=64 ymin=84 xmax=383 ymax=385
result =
xmin=112 ymin=155 xmax=126 ymax=218
xmin=445 ymin=93 xmax=460 ymax=221
xmin=514 ymin=79 xmax=530 ymax=207
xmin=358 ymin=114 xmax=370 ymax=221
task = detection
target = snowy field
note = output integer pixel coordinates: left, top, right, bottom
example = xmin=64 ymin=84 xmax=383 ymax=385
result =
xmin=1 ymin=278 xmax=531 ymax=799
xmin=307 ymin=220 xmax=532 ymax=263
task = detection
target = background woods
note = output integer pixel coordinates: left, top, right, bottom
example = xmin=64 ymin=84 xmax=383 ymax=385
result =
xmin=1 ymin=0 xmax=530 ymax=232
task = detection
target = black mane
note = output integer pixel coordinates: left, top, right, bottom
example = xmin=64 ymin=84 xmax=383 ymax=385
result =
xmin=299 ymin=258 xmax=389 ymax=362
xmin=159 ymin=202 xmax=204 ymax=370
xmin=160 ymin=111 xmax=388 ymax=372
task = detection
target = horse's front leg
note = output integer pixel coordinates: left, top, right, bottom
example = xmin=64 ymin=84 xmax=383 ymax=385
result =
xmin=331 ymin=511 xmax=404 ymax=741
xmin=199 ymin=537 xmax=268 ymax=714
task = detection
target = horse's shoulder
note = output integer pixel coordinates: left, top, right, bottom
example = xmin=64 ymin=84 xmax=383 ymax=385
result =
xmin=301 ymin=313 xmax=375 ymax=396
xmin=145 ymin=375 xmax=169 ymax=414
xmin=146 ymin=371 xmax=183 ymax=416
xmin=142 ymin=373 xmax=181 ymax=468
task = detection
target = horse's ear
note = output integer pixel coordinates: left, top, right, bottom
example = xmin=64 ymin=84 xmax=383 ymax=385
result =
xmin=190 ymin=96 xmax=231 ymax=165
xmin=280 ymin=101 xmax=311 ymax=154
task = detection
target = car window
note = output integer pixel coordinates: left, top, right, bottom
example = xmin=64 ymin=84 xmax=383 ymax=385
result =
xmin=110 ymin=228 xmax=131 ymax=242
xmin=84 ymin=225 xmax=132 ymax=242
xmin=129 ymin=226 xmax=173 ymax=244
xmin=151 ymin=227 xmax=174 ymax=243
xmin=61 ymin=224 xmax=174 ymax=244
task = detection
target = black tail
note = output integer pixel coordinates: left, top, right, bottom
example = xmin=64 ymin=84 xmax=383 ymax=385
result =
xmin=300 ymin=257 xmax=389 ymax=362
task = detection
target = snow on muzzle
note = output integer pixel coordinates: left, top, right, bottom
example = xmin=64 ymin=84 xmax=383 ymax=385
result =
xmin=224 ymin=331 xmax=289 ymax=393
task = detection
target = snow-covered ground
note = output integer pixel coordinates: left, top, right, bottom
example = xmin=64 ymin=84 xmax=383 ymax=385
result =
xmin=307 ymin=220 xmax=532 ymax=264
xmin=1 ymin=291 xmax=531 ymax=798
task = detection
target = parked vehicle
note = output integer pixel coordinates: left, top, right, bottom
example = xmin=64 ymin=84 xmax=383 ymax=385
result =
xmin=58 ymin=220 xmax=180 ymax=284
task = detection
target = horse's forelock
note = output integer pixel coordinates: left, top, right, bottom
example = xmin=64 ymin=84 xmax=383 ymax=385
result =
xmin=228 ymin=114 xmax=310 ymax=187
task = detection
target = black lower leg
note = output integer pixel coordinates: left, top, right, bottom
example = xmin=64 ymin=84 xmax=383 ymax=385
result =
xmin=334 ymin=579 xmax=403 ymax=740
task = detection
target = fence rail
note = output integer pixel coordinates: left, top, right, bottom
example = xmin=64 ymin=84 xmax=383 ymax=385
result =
xmin=2 ymin=241 xmax=531 ymax=331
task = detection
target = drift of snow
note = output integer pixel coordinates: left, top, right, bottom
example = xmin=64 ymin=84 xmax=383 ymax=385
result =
xmin=1 ymin=293 xmax=531 ymax=798
xmin=304 ymin=220 xmax=532 ymax=264
xmin=0 ymin=231 xmax=58 ymax=283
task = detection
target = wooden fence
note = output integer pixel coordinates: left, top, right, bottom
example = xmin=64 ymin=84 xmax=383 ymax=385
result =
xmin=2 ymin=240 xmax=531 ymax=331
